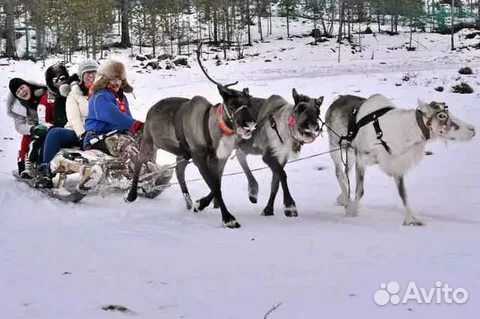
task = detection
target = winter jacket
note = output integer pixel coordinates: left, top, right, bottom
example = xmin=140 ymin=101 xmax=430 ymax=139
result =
xmin=65 ymin=83 xmax=89 ymax=137
xmin=84 ymin=88 xmax=135 ymax=134
xmin=6 ymin=93 xmax=39 ymax=135
xmin=38 ymin=91 xmax=55 ymax=128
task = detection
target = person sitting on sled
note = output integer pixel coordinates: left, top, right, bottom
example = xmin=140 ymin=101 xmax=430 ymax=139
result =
xmin=6 ymin=78 xmax=47 ymax=178
xmin=33 ymin=60 xmax=170 ymax=196
xmin=83 ymin=59 xmax=143 ymax=153
xmin=24 ymin=63 xmax=71 ymax=180
xmin=35 ymin=60 xmax=98 ymax=188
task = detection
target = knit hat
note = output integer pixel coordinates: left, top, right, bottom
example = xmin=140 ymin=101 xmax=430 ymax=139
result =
xmin=9 ymin=78 xmax=28 ymax=96
xmin=45 ymin=63 xmax=69 ymax=94
xmin=77 ymin=59 xmax=99 ymax=84
xmin=91 ymin=59 xmax=133 ymax=93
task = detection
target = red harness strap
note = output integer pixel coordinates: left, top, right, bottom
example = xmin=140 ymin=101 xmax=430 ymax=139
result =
xmin=215 ymin=104 xmax=235 ymax=135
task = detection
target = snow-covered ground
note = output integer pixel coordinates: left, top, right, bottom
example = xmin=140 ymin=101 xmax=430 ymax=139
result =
xmin=1 ymin=18 xmax=479 ymax=318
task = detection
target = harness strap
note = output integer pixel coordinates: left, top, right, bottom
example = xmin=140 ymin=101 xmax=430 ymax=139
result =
xmin=269 ymin=114 xmax=284 ymax=144
xmin=343 ymin=106 xmax=395 ymax=153
xmin=415 ymin=109 xmax=430 ymax=141
xmin=372 ymin=116 xmax=391 ymax=154
xmin=203 ymin=106 xmax=213 ymax=152
xmin=215 ymin=104 xmax=235 ymax=135
xmin=174 ymin=105 xmax=191 ymax=160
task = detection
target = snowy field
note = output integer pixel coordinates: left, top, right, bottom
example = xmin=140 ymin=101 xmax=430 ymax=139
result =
xmin=1 ymin=19 xmax=480 ymax=318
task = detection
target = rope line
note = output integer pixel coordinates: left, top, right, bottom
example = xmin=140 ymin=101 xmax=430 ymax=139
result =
xmin=170 ymin=146 xmax=342 ymax=185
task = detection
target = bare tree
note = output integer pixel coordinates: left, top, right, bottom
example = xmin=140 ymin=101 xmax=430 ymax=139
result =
xmin=4 ymin=0 xmax=17 ymax=58
xmin=337 ymin=0 xmax=345 ymax=42
xmin=120 ymin=0 xmax=132 ymax=47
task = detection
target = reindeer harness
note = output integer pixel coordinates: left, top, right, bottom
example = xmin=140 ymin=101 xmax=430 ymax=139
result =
xmin=342 ymin=105 xmax=395 ymax=153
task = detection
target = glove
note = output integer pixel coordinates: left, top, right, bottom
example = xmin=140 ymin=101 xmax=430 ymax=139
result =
xmin=30 ymin=124 xmax=48 ymax=139
xmin=130 ymin=120 xmax=143 ymax=134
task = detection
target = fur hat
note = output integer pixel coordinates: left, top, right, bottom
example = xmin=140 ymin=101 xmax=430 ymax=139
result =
xmin=92 ymin=59 xmax=133 ymax=93
xmin=45 ymin=63 xmax=69 ymax=94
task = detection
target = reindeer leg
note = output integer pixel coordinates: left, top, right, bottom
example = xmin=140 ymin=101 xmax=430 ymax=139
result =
xmin=195 ymin=157 xmax=228 ymax=211
xmin=237 ymin=149 xmax=259 ymax=203
xmin=193 ymin=152 xmax=240 ymax=228
xmin=346 ymin=158 xmax=366 ymax=217
xmin=175 ymin=156 xmax=193 ymax=210
xmin=262 ymin=152 xmax=297 ymax=217
xmin=262 ymin=172 xmax=280 ymax=216
xmin=194 ymin=193 xmax=214 ymax=212
xmin=331 ymin=148 xmax=351 ymax=210
xmin=394 ymin=175 xmax=424 ymax=226
xmin=212 ymin=157 xmax=228 ymax=209
xmin=125 ymin=132 xmax=154 ymax=202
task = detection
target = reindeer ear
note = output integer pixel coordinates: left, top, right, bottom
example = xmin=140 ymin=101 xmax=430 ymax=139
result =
xmin=417 ymin=98 xmax=434 ymax=115
xmin=316 ymin=96 xmax=324 ymax=108
xmin=417 ymin=98 xmax=428 ymax=109
xmin=292 ymin=88 xmax=299 ymax=104
xmin=243 ymin=88 xmax=249 ymax=96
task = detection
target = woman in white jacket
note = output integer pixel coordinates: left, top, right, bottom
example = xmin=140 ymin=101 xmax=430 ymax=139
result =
xmin=37 ymin=60 xmax=98 ymax=188
xmin=6 ymin=78 xmax=48 ymax=177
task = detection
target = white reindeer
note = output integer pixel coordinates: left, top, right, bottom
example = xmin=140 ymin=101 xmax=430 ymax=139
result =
xmin=325 ymin=94 xmax=475 ymax=225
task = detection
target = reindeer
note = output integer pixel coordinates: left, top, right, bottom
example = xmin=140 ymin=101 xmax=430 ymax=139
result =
xmin=325 ymin=94 xmax=475 ymax=225
xmin=195 ymin=89 xmax=323 ymax=217
xmin=125 ymin=44 xmax=256 ymax=228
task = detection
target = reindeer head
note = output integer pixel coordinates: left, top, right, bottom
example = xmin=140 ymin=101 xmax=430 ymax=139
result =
xmin=196 ymin=42 xmax=256 ymax=140
xmin=217 ymin=85 xmax=256 ymax=139
xmin=288 ymin=89 xmax=323 ymax=144
xmin=418 ymin=100 xmax=475 ymax=141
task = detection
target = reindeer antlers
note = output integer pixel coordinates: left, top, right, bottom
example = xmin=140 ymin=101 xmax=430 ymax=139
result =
xmin=196 ymin=42 xmax=238 ymax=88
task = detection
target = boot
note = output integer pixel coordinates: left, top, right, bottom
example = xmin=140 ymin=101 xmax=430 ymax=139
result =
xmin=17 ymin=159 xmax=25 ymax=175
xmin=20 ymin=158 xmax=35 ymax=179
xmin=35 ymin=164 xmax=54 ymax=189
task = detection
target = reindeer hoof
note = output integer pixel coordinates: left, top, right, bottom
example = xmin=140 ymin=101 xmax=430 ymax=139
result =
xmin=345 ymin=202 xmax=358 ymax=217
xmin=223 ymin=219 xmax=241 ymax=228
xmin=193 ymin=201 xmax=200 ymax=213
xmin=403 ymin=216 xmax=424 ymax=226
xmin=194 ymin=197 xmax=211 ymax=212
xmin=284 ymin=206 xmax=298 ymax=217
xmin=249 ymin=194 xmax=258 ymax=204
xmin=336 ymin=194 xmax=347 ymax=206
xmin=124 ymin=191 xmax=137 ymax=203
xmin=262 ymin=207 xmax=274 ymax=216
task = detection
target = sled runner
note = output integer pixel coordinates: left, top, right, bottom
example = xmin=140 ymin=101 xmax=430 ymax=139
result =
xmin=12 ymin=170 xmax=86 ymax=203
xmin=50 ymin=147 xmax=174 ymax=198
xmin=14 ymin=133 xmax=174 ymax=201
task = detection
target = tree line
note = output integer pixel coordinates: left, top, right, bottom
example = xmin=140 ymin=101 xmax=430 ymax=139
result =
xmin=1 ymin=0 xmax=479 ymax=61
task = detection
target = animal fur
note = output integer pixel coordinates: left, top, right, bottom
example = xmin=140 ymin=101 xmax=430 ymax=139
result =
xmin=325 ymin=94 xmax=475 ymax=225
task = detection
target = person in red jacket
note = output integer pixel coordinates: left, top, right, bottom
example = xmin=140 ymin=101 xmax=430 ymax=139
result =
xmin=27 ymin=63 xmax=70 ymax=169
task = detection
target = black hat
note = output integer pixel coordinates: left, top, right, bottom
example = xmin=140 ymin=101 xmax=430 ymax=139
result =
xmin=45 ymin=63 xmax=69 ymax=94
xmin=9 ymin=78 xmax=28 ymax=97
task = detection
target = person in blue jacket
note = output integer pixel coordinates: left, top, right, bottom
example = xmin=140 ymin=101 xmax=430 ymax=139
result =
xmin=83 ymin=59 xmax=143 ymax=152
